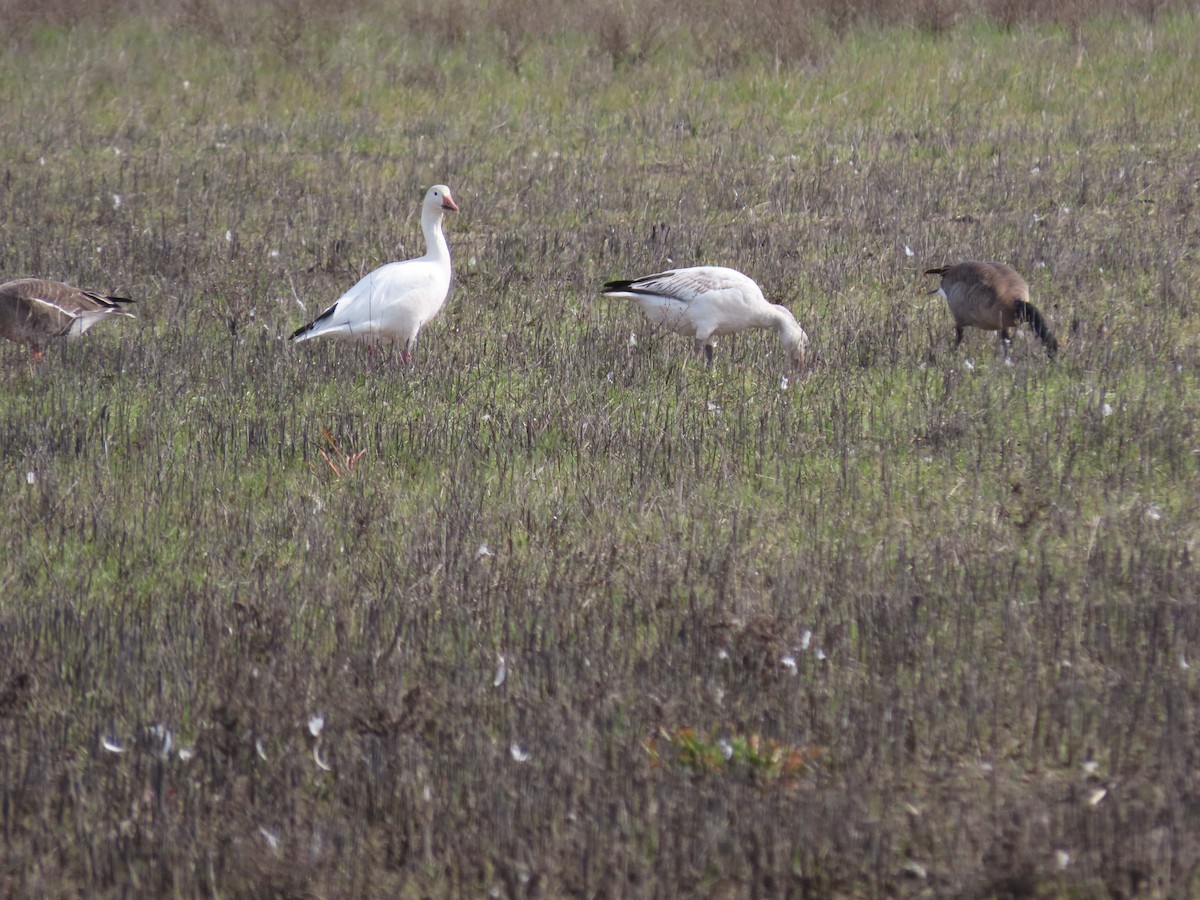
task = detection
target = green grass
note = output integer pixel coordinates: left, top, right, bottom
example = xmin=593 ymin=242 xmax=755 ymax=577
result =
xmin=1 ymin=1 xmax=1200 ymax=896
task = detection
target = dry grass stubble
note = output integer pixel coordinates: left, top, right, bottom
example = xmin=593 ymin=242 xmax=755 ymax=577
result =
xmin=1 ymin=2 xmax=1199 ymax=896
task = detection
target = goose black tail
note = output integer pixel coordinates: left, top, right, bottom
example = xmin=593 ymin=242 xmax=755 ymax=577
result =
xmin=290 ymin=302 xmax=338 ymax=341
xmin=84 ymin=291 xmax=135 ymax=309
xmin=602 ymin=279 xmax=637 ymax=294
xmin=923 ymin=266 xmax=948 ymax=277
xmin=1014 ymin=300 xmax=1058 ymax=357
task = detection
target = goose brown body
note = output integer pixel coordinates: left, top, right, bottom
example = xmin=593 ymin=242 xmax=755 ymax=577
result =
xmin=0 ymin=278 xmax=135 ymax=361
xmin=924 ymin=261 xmax=1058 ymax=357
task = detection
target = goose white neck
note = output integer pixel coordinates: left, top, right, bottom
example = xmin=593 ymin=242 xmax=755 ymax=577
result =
xmin=770 ymin=304 xmax=809 ymax=357
xmin=421 ymin=208 xmax=451 ymax=263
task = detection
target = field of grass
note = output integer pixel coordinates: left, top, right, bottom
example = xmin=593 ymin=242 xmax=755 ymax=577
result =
xmin=1 ymin=1 xmax=1199 ymax=895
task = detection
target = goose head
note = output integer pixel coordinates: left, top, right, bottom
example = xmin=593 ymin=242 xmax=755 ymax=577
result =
xmin=425 ymin=184 xmax=459 ymax=214
xmin=776 ymin=307 xmax=810 ymax=371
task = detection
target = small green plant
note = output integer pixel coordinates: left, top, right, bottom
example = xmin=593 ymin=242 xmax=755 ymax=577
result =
xmin=647 ymin=726 xmax=823 ymax=786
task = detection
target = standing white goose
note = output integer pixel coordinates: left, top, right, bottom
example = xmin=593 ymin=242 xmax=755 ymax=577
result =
xmin=0 ymin=278 xmax=135 ymax=363
xmin=601 ymin=266 xmax=809 ymax=369
xmin=291 ymin=184 xmax=458 ymax=363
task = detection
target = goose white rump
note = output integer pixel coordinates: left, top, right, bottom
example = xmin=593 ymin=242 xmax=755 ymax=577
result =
xmin=601 ymin=266 xmax=808 ymax=368
xmin=291 ymin=184 xmax=458 ymax=364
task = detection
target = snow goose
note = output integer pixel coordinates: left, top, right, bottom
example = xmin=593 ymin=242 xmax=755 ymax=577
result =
xmin=290 ymin=184 xmax=458 ymax=363
xmin=601 ymin=266 xmax=809 ymax=369
xmin=924 ymin=261 xmax=1058 ymax=358
xmin=0 ymin=278 xmax=135 ymax=363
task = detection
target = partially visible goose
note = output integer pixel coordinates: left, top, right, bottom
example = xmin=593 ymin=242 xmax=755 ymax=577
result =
xmin=0 ymin=278 xmax=135 ymax=362
xmin=290 ymin=184 xmax=458 ymax=364
xmin=600 ymin=266 xmax=809 ymax=369
xmin=925 ymin=261 xmax=1058 ymax=358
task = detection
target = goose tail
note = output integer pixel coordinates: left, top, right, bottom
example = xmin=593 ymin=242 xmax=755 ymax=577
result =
xmin=601 ymin=279 xmax=639 ymax=295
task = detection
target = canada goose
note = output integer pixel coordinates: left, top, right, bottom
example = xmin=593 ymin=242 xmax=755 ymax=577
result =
xmin=924 ymin=261 xmax=1058 ymax=358
xmin=600 ymin=266 xmax=809 ymax=369
xmin=291 ymin=185 xmax=458 ymax=364
xmin=0 ymin=278 xmax=135 ymax=362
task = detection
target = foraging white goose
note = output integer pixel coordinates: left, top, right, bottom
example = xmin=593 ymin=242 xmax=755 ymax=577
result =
xmin=924 ymin=261 xmax=1058 ymax=358
xmin=0 ymin=278 xmax=135 ymax=362
xmin=601 ymin=266 xmax=809 ymax=368
xmin=290 ymin=184 xmax=458 ymax=363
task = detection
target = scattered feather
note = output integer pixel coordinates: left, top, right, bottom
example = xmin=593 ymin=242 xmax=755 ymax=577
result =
xmin=313 ymin=744 xmax=332 ymax=772
xmin=493 ymin=653 xmax=507 ymax=687
xmin=147 ymin=724 xmax=173 ymax=757
xmin=510 ymin=743 xmax=531 ymax=763
xmin=780 ymin=654 xmax=798 ymax=675
xmin=1088 ymin=787 xmax=1107 ymax=806
xmin=101 ymin=736 xmax=125 ymax=754
xmin=308 ymin=714 xmax=325 ymax=738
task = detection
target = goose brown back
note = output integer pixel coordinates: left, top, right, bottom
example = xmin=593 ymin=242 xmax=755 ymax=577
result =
xmin=0 ymin=278 xmax=135 ymax=363
xmin=924 ymin=261 xmax=1058 ymax=358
